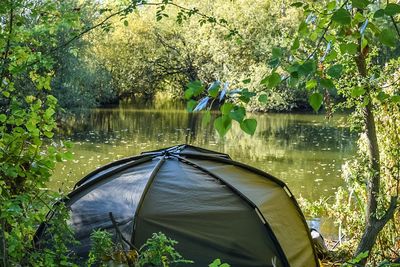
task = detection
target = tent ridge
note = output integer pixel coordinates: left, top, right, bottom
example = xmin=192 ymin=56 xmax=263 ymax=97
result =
xmin=172 ymin=155 xmax=290 ymax=267
xmin=175 ymin=152 xmax=286 ymax=187
xmin=131 ymin=155 xmax=166 ymax=245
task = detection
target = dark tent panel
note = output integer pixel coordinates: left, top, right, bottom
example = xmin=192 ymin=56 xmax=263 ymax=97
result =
xmin=37 ymin=144 xmax=319 ymax=267
xmin=134 ymin=160 xmax=285 ymax=266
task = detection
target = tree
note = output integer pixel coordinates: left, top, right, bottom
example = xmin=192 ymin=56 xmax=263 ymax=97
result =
xmin=185 ymin=0 xmax=400 ymax=264
xmin=0 ymin=0 xmax=84 ymax=264
xmin=90 ymin=0 xmax=308 ymax=110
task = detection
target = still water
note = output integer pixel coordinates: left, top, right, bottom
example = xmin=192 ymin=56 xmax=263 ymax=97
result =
xmin=51 ymin=103 xmax=357 ymax=235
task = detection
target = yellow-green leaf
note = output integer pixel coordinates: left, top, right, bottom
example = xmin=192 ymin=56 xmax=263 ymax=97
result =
xmin=309 ymin=92 xmax=323 ymax=112
xmin=240 ymin=119 xmax=257 ymax=135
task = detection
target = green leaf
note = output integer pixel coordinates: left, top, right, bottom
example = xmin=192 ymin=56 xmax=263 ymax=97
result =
xmin=124 ymin=20 xmax=129 ymax=26
xmin=240 ymin=119 xmax=257 ymax=135
xmin=351 ymin=87 xmax=366 ymax=97
xmin=185 ymin=80 xmax=204 ymax=99
xmin=184 ymin=88 xmax=194 ymax=100
xmin=391 ymin=95 xmax=400 ymax=103
xmin=310 ymin=31 xmax=319 ymax=42
xmin=209 ymin=259 xmax=222 ymax=267
xmin=379 ymin=29 xmax=397 ymax=47
xmin=298 ymin=21 xmax=308 ymax=36
xmin=272 ymin=47 xmax=283 ymax=58
xmin=327 ymin=1 xmax=336 ymax=10
xmin=339 ymin=43 xmax=358 ymax=55
xmin=332 ymin=8 xmax=352 ymax=25
xmin=309 ymin=92 xmax=323 ymax=112
xmin=290 ymin=2 xmax=303 ymax=7
xmin=268 ymin=57 xmax=280 ymax=68
xmin=208 ymin=82 xmax=220 ymax=98
xmin=306 ymin=79 xmax=317 ymax=90
xmin=202 ymin=111 xmax=211 ymax=126
xmin=288 ymin=77 xmax=299 ymax=87
xmin=237 ymin=89 xmax=256 ymax=103
xmin=377 ymin=91 xmax=390 ymax=102
xmin=353 ymin=12 xmax=365 ymax=24
xmin=187 ymin=100 xmax=197 ymax=112
xmin=298 ymin=60 xmax=316 ymax=76
xmin=351 ymin=0 xmax=369 ymax=9
xmin=361 ymin=37 xmax=368 ymax=50
xmin=268 ymin=73 xmax=281 ymax=88
xmin=325 ymin=50 xmax=338 ymax=62
xmin=63 ymin=151 xmax=74 ymax=160
xmin=260 ymin=76 xmax=269 ymax=85
xmin=220 ymin=102 xmax=234 ymax=115
xmin=384 ymin=3 xmax=400 ymax=16
xmin=327 ymin=64 xmax=343 ymax=79
xmin=350 ymin=251 xmax=369 ymax=264
xmin=320 ymin=78 xmax=335 ymax=89
xmin=374 ymin=9 xmax=385 ymax=18
xmin=25 ymin=121 xmax=36 ymax=132
xmin=361 ymin=96 xmax=370 ymax=107
xmin=291 ymin=37 xmax=300 ymax=51
xmin=242 ymin=78 xmax=251 ymax=84
xmin=64 ymin=141 xmax=74 ymax=149
xmin=44 ymin=131 xmax=54 ymax=138
xmin=0 ymin=114 xmax=6 ymax=123
xmin=44 ymin=108 xmax=55 ymax=120
xmin=229 ymin=107 xmax=246 ymax=122
xmin=214 ymin=115 xmax=232 ymax=137
xmin=258 ymin=94 xmax=268 ymax=103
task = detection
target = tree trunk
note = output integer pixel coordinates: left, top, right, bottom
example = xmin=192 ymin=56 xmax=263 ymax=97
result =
xmin=353 ymin=49 xmax=398 ymax=266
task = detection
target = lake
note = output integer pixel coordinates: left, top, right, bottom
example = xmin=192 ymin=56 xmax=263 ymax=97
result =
xmin=51 ymin=103 xmax=357 ymax=237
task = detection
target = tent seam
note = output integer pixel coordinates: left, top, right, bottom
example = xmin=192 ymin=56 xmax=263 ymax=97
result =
xmin=130 ymin=155 xmax=166 ymax=246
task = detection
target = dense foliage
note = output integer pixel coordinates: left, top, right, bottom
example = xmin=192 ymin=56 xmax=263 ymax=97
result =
xmin=79 ymin=0 xmax=312 ymax=111
xmin=0 ymin=0 xmax=84 ymax=265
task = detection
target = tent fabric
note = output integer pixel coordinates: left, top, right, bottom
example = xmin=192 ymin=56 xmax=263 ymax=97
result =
xmin=134 ymin=160 xmax=285 ymax=266
xmin=36 ymin=144 xmax=319 ymax=267
xmin=186 ymin=158 xmax=316 ymax=267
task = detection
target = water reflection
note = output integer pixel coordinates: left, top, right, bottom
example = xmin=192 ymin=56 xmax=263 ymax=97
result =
xmin=54 ymin=106 xmax=356 ymax=201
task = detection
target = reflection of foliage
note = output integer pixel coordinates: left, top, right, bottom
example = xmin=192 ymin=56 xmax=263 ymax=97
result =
xmin=53 ymin=106 xmax=355 ymax=201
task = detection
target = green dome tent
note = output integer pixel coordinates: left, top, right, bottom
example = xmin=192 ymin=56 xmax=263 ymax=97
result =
xmin=38 ymin=145 xmax=319 ymax=267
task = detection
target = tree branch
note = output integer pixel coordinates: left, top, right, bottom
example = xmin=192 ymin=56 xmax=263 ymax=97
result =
xmin=305 ymin=0 xmax=349 ymax=61
xmin=108 ymin=212 xmax=138 ymax=252
xmin=390 ymin=16 xmax=400 ymax=39
xmin=49 ymin=5 xmax=134 ymax=53
xmin=0 ymin=8 xmax=14 ymax=82
xmin=377 ymin=196 xmax=398 ymax=229
xmin=306 ymin=20 xmax=332 ymax=61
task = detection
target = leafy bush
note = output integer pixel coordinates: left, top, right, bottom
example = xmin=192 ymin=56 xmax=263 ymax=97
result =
xmin=88 ymin=230 xmax=192 ymax=267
